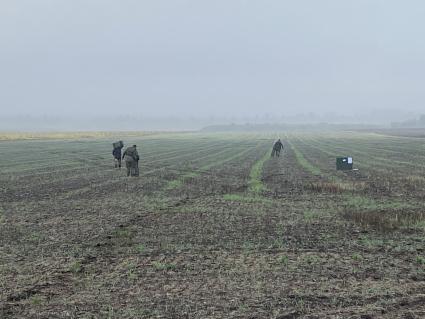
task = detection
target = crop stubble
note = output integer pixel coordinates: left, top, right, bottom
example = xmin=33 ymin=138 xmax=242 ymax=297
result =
xmin=0 ymin=132 xmax=424 ymax=318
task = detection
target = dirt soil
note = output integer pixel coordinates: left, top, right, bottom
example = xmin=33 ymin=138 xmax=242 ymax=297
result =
xmin=0 ymin=133 xmax=424 ymax=318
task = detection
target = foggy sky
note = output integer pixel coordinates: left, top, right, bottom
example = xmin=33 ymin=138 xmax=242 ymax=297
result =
xmin=1 ymin=1 xmax=425 ymax=119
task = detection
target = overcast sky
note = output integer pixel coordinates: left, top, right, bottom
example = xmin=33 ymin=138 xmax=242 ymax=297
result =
xmin=1 ymin=1 xmax=425 ymax=119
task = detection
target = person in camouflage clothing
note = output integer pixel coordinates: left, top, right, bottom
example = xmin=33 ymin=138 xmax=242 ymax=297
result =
xmin=123 ymin=145 xmax=140 ymax=177
xmin=271 ymin=139 xmax=284 ymax=157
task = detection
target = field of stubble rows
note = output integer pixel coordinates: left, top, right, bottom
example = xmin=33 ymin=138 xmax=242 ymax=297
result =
xmin=0 ymin=131 xmax=424 ymax=319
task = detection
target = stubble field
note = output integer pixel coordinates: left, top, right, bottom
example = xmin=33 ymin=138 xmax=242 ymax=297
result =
xmin=0 ymin=131 xmax=424 ymax=319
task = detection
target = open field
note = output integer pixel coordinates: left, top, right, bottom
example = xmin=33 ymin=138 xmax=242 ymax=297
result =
xmin=1 ymin=131 xmax=424 ymax=319
xmin=357 ymin=128 xmax=425 ymax=138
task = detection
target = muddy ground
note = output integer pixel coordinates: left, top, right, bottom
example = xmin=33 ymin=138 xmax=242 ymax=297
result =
xmin=0 ymin=133 xmax=424 ymax=318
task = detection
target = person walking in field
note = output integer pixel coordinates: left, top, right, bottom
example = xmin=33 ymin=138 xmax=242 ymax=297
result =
xmin=271 ymin=139 xmax=284 ymax=157
xmin=123 ymin=144 xmax=140 ymax=177
xmin=112 ymin=141 xmax=124 ymax=168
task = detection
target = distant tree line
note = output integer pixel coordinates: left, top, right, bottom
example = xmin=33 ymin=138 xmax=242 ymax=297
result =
xmin=201 ymin=122 xmax=380 ymax=132
xmin=391 ymin=115 xmax=425 ymax=128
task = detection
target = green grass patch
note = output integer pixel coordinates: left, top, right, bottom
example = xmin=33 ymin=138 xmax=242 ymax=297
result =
xmin=136 ymin=244 xmax=146 ymax=253
xmin=287 ymin=139 xmax=321 ymax=175
xmin=114 ymin=228 xmax=132 ymax=239
xmin=343 ymin=197 xmax=424 ymax=231
xmin=358 ymin=235 xmax=385 ymax=248
xmin=343 ymin=195 xmax=416 ymax=210
xmin=414 ymin=220 xmax=425 ymax=230
xmin=242 ymin=241 xmax=258 ymax=252
xmin=165 ymin=147 xmax=255 ymax=190
xmin=222 ymin=148 xmax=272 ymax=204
xmin=278 ymin=255 xmax=289 ymax=266
xmin=152 ymin=261 xmax=177 ymax=271
xmin=69 ymin=260 xmax=82 ymax=274
xmin=165 ymin=179 xmax=183 ymax=190
xmin=30 ymin=295 xmax=44 ymax=306
xmin=248 ymin=151 xmax=270 ymax=193
xmin=165 ymin=171 xmax=198 ymax=190
xmin=416 ymin=256 xmax=425 ymax=266
xmin=352 ymin=253 xmax=363 ymax=261
xmin=303 ymin=210 xmax=329 ymax=221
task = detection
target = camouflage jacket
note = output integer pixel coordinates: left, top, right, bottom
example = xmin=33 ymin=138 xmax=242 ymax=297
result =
xmin=273 ymin=141 xmax=284 ymax=151
xmin=123 ymin=147 xmax=139 ymax=161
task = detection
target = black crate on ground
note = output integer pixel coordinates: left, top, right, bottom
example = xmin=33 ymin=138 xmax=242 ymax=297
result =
xmin=336 ymin=157 xmax=353 ymax=170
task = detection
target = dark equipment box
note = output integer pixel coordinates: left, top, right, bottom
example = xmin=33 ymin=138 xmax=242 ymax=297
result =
xmin=336 ymin=157 xmax=353 ymax=170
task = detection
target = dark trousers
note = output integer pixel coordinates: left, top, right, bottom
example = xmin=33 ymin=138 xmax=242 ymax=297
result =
xmin=133 ymin=161 xmax=139 ymax=177
xmin=271 ymin=148 xmax=281 ymax=157
xmin=126 ymin=160 xmax=139 ymax=177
